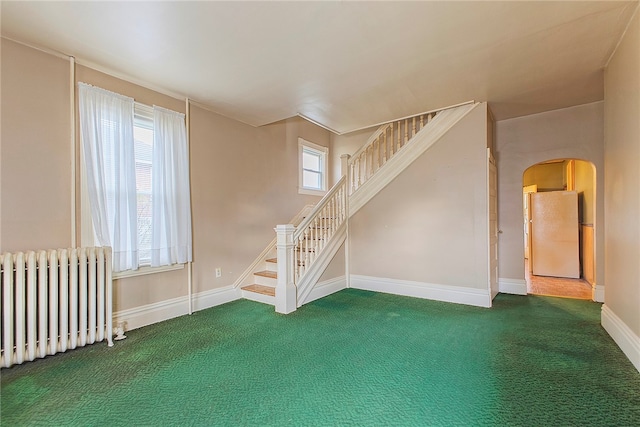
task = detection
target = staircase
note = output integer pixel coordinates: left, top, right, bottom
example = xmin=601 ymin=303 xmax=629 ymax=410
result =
xmin=240 ymin=101 xmax=477 ymax=313
xmin=241 ymin=259 xmax=278 ymax=304
xmin=240 ymin=209 xmax=344 ymax=308
xmin=236 ymin=206 xmax=312 ymax=304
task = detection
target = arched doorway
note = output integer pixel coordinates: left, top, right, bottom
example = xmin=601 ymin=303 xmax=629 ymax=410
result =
xmin=522 ymin=159 xmax=596 ymax=299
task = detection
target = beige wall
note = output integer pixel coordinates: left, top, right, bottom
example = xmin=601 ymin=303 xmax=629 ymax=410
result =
xmin=523 ymin=162 xmax=565 ymax=190
xmin=348 ymin=104 xmax=489 ymax=289
xmin=495 ymin=102 xmax=605 ymax=286
xmin=1 ymin=39 xmax=71 ymax=252
xmin=1 ymin=39 xmax=331 ymax=313
xmin=318 ymin=243 xmax=345 ymax=282
xmin=604 ymin=10 xmax=639 ymax=336
xmin=329 ymin=127 xmax=372 ymax=185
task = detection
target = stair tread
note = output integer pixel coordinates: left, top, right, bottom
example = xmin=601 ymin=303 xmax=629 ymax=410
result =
xmin=266 ymin=258 xmax=277 ymax=263
xmin=255 ymin=270 xmax=277 ymax=279
xmin=241 ymin=284 xmax=275 ymax=297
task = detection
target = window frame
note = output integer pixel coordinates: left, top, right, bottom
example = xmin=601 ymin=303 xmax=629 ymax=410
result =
xmin=79 ymin=101 xmax=185 ymax=278
xmin=298 ymin=138 xmax=328 ymax=196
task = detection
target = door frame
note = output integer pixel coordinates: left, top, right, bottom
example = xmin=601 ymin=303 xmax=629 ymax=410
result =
xmin=523 ymin=185 xmax=537 ymax=270
xmin=488 ymin=149 xmax=499 ymax=301
xmin=521 ymin=159 xmax=598 ymax=300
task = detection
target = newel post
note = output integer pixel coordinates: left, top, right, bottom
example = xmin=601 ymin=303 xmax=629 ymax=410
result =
xmin=341 ymin=153 xmax=351 ymax=179
xmin=275 ymin=224 xmax=297 ymax=314
xmin=341 ymin=153 xmax=351 ymax=192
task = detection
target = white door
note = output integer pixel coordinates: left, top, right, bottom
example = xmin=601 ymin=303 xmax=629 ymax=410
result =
xmin=488 ymin=150 xmax=498 ymax=300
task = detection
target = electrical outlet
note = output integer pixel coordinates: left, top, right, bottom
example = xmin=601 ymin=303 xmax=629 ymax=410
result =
xmin=215 ymin=267 xmax=222 ymax=278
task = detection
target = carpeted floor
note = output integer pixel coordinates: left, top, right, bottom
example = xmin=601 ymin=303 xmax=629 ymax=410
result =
xmin=1 ymin=289 xmax=639 ymax=426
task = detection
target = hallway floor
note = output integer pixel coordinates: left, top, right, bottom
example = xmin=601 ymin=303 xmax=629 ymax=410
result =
xmin=525 ymin=259 xmax=592 ymax=300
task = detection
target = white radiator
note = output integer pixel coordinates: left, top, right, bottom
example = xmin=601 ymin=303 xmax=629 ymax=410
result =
xmin=1 ymin=247 xmax=113 ymax=368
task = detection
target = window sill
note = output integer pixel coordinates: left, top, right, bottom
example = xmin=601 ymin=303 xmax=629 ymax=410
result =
xmin=114 ymin=263 xmax=185 ymax=280
xmin=298 ymin=187 xmax=326 ymax=197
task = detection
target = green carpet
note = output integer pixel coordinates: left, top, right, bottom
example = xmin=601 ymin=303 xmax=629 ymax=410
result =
xmin=1 ymin=289 xmax=639 ymax=426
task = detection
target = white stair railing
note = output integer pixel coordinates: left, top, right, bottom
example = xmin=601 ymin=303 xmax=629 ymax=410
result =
xmin=275 ymin=176 xmax=347 ymax=313
xmin=293 ymin=176 xmax=347 ymax=283
xmin=348 ymin=103 xmax=477 ymax=195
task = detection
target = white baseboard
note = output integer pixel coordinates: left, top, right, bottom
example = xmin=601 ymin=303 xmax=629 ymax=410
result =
xmin=302 ymin=275 xmax=347 ymax=305
xmin=193 ymin=286 xmax=242 ymax=311
xmin=601 ymin=304 xmax=640 ymax=373
xmin=113 ymin=285 xmax=240 ymax=331
xmin=350 ymin=275 xmax=491 ymax=308
xmin=593 ymin=284 xmax=605 ymax=303
xmin=498 ymin=278 xmax=527 ymax=295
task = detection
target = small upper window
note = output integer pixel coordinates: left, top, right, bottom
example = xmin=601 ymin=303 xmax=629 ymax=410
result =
xmin=299 ymin=138 xmax=328 ymax=195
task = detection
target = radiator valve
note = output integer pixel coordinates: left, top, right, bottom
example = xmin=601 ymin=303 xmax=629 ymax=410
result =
xmin=114 ymin=322 xmax=127 ymax=341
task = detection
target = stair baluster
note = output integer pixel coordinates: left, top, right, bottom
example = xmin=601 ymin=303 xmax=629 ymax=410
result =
xmin=404 ymin=119 xmax=409 ymax=145
xmin=373 ymin=137 xmax=378 ymax=173
xmin=383 ymin=128 xmax=388 ymax=164
xmin=366 ymin=148 xmax=370 ymax=179
xmin=412 ymin=116 xmax=417 ymax=139
xmin=381 ymin=131 xmax=385 ymax=166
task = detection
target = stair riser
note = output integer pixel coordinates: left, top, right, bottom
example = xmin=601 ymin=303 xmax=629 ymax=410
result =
xmin=265 ymin=261 xmax=278 ymax=273
xmin=254 ymin=275 xmax=277 ymax=287
xmin=242 ymin=290 xmax=275 ymax=306
xmin=266 ymin=258 xmax=306 ymax=267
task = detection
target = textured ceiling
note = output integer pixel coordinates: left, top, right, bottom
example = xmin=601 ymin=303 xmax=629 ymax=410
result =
xmin=1 ymin=1 xmax=637 ymax=133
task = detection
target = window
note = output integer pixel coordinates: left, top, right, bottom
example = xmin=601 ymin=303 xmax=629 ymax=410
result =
xmin=298 ymin=138 xmax=328 ymax=196
xmin=78 ymin=82 xmax=192 ymax=275
xmin=83 ymin=103 xmax=156 ymax=267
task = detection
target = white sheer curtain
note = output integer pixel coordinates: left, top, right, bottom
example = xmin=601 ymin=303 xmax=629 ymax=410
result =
xmin=151 ymin=106 xmax=193 ymax=267
xmin=78 ymin=82 xmax=139 ymax=272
